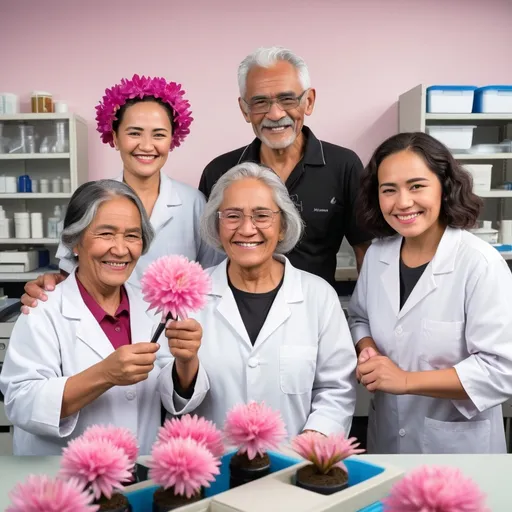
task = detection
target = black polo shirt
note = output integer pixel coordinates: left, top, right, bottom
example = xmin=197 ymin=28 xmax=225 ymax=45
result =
xmin=198 ymin=126 xmax=371 ymax=287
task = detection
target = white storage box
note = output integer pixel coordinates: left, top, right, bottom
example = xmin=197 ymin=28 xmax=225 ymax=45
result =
xmin=463 ymin=164 xmax=492 ymax=193
xmin=0 ymin=250 xmax=39 ymax=271
xmin=473 ymin=86 xmax=512 ymax=113
xmin=426 ymin=85 xmax=477 ymax=113
xmin=426 ymin=125 xmax=476 ymax=150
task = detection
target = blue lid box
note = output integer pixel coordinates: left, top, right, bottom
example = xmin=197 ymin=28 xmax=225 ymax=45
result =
xmin=473 ymin=85 xmax=512 ymax=113
xmin=426 ymin=85 xmax=477 ymax=114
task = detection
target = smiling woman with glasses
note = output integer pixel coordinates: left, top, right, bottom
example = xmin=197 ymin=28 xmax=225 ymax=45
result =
xmin=161 ymin=161 xmax=358 ymax=441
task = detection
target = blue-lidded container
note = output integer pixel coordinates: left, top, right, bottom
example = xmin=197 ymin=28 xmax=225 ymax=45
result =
xmin=473 ymin=85 xmax=512 ymax=113
xmin=123 ymin=453 xmax=390 ymax=512
xmin=426 ymin=85 xmax=477 ymax=114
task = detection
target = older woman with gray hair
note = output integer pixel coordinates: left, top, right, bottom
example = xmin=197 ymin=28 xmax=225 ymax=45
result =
xmin=0 ymin=179 xmax=200 ymax=455
xmin=164 ymin=162 xmax=357 ymax=438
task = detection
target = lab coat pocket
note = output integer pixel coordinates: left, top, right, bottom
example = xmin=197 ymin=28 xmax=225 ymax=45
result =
xmin=279 ymin=345 xmax=317 ymax=395
xmin=423 ymin=417 xmax=491 ymax=454
xmin=421 ymin=319 xmax=465 ymax=368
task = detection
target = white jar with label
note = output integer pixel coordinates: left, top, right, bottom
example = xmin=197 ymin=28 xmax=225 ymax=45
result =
xmin=30 ymin=212 xmax=44 ymax=239
xmin=51 ymin=177 xmax=61 ymax=193
xmin=62 ymin=178 xmax=71 ymax=193
xmin=14 ymin=212 xmax=30 ymax=239
xmin=39 ymin=179 xmax=49 ymax=194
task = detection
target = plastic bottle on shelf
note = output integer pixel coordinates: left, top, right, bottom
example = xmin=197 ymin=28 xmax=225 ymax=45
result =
xmin=0 ymin=206 xmax=10 ymax=238
xmin=30 ymin=212 xmax=44 ymax=239
xmin=47 ymin=205 xmax=61 ymax=239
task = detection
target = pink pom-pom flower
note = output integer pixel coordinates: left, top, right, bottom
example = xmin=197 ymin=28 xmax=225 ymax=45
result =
xmin=291 ymin=431 xmax=365 ymax=474
xmin=224 ymin=401 xmax=287 ymax=460
xmin=95 ymin=74 xmax=193 ymax=151
xmin=147 ymin=437 xmax=221 ymax=499
xmin=59 ymin=437 xmax=133 ymax=500
xmin=157 ymin=414 xmax=224 ymax=458
xmin=6 ymin=474 xmax=99 ymax=512
xmin=141 ymin=255 xmax=211 ymax=320
xmin=81 ymin=424 xmax=139 ymax=465
xmin=383 ymin=465 xmax=489 ymax=512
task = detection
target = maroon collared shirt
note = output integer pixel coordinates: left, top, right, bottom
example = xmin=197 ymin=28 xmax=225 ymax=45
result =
xmin=76 ymin=277 xmax=132 ymax=350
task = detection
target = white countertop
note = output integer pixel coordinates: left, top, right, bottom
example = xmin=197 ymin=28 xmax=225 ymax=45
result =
xmin=0 ymin=454 xmax=510 ymax=510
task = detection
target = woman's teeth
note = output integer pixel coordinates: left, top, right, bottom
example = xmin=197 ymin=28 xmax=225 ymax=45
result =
xmin=135 ymin=155 xmax=156 ymax=160
xmin=235 ymin=242 xmax=262 ymax=247
xmin=397 ymin=213 xmax=421 ymax=221
xmin=104 ymin=262 xmax=128 ymax=267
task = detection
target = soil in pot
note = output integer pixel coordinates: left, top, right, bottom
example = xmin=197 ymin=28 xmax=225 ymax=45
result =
xmin=229 ymin=452 xmax=270 ymax=489
xmin=295 ymin=464 xmax=348 ymax=495
xmin=152 ymin=487 xmax=203 ymax=512
xmin=95 ymin=492 xmax=131 ymax=511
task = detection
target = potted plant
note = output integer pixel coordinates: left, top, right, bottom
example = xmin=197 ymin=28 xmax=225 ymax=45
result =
xmin=6 ymin=474 xmax=99 ymax=512
xmin=147 ymin=436 xmax=220 ymax=511
xmin=59 ymin=436 xmax=133 ymax=511
xmin=82 ymin=425 xmax=141 ymax=483
xmin=223 ymin=401 xmax=286 ymax=489
xmin=383 ymin=465 xmax=489 ymax=511
xmin=156 ymin=414 xmax=225 ymax=458
xmin=290 ymin=431 xmax=364 ymax=495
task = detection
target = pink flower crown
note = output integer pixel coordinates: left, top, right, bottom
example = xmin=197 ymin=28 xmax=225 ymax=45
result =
xmin=95 ymin=74 xmax=193 ymax=151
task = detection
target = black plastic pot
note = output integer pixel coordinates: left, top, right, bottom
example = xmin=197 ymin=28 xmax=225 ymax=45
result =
xmin=229 ymin=459 xmax=271 ymax=489
xmin=152 ymin=487 xmax=204 ymax=511
xmin=295 ymin=470 xmax=348 ymax=495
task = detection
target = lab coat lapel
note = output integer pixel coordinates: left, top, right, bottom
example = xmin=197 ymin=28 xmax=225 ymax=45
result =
xmin=61 ymin=272 xmax=115 ymax=360
xmin=253 ymin=257 xmax=301 ymax=350
xmin=125 ymin=284 xmax=155 ymax=343
xmin=379 ymin=236 xmax=401 ymax=318
xmin=116 ymin=170 xmax=181 ymax=233
xmin=397 ymin=227 xmax=459 ymax=320
xmin=211 ymin=260 xmax=252 ymax=348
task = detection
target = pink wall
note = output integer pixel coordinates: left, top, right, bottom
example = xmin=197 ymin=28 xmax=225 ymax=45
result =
xmin=2 ymin=0 xmax=512 ymax=187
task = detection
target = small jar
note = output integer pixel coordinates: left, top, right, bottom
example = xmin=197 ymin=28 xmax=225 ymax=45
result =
xmin=51 ymin=177 xmax=61 ymax=193
xmin=39 ymin=179 xmax=49 ymax=194
xmin=62 ymin=178 xmax=71 ymax=193
xmin=31 ymin=91 xmax=53 ymax=113
xmin=14 ymin=212 xmax=30 ymax=239
xmin=30 ymin=212 xmax=44 ymax=239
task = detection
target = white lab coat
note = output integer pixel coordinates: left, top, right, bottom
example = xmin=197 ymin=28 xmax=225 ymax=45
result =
xmin=348 ymin=227 xmax=512 ymax=454
xmin=0 ymin=271 xmax=176 ymax=456
xmin=159 ymin=256 xmax=357 ymax=438
xmin=56 ymin=170 xmax=224 ymax=286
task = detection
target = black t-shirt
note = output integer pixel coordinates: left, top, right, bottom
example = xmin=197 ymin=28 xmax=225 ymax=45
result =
xmin=228 ymin=276 xmax=284 ymax=345
xmin=399 ymin=259 xmax=429 ymax=309
xmin=198 ymin=126 xmax=372 ymax=287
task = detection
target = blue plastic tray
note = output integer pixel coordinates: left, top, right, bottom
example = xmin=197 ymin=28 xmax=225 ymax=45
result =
xmin=124 ymin=453 xmax=389 ymax=511
xmin=124 ymin=450 xmax=300 ymax=511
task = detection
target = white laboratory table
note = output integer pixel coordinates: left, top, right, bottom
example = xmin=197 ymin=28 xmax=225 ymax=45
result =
xmin=0 ymin=454 xmax=511 ymax=510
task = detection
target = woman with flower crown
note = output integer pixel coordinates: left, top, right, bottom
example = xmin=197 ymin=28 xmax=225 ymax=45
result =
xmin=21 ymin=74 xmax=224 ymax=310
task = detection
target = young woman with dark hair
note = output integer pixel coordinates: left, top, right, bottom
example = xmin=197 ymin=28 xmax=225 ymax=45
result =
xmin=348 ymin=131 xmax=512 ymax=454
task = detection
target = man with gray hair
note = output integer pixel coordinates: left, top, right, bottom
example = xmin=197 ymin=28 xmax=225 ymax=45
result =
xmin=199 ymin=46 xmax=371 ymax=288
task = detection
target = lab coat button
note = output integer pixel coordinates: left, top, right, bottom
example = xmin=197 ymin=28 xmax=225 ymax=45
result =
xmin=125 ymin=391 xmax=136 ymax=400
xmin=395 ymin=326 xmax=403 ymax=335
xmin=248 ymin=358 xmax=258 ymax=368
xmin=399 ymin=428 xmax=405 ymax=437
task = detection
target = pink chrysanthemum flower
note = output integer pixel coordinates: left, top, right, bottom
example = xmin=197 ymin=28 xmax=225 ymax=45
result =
xmin=291 ymin=431 xmax=364 ymax=474
xmin=141 ymin=255 xmax=211 ymax=320
xmin=224 ymin=401 xmax=287 ymax=460
xmin=95 ymin=74 xmax=193 ymax=151
xmin=6 ymin=474 xmax=99 ymax=512
xmin=147 ymin=437 xmax=220 ymax=498
xmin=383 ymin=466 xmax=489 ymax=512
xmin=82 ymin=425 xmax=139 ymax=465
xmin=59 ymin=437 xmax=133 ymax=500
xmin=157 ymin=414 xmax=224 ymax=458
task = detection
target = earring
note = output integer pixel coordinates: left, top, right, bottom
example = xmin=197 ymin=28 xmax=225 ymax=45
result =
xmin=73 ymin=252 xmax=78 ymax=257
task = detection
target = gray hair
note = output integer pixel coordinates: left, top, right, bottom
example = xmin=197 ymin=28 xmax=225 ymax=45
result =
xmin=238 ymin=46 xmax=311 ymax=99
xmin=61 ymin=179 xmax=154 ymax=257
xmin=200 ymin=162 xmax=304 ymax=254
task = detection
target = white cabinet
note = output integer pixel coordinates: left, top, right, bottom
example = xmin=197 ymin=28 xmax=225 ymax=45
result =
xmin=399 ymin=84 xmax=512 ymax=260
xmin=0 ymin=113 xmax=88 ymax=281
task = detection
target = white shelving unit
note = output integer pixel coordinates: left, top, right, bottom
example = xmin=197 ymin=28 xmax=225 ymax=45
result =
xmin=0 ymin=113 xmax=88 ymax=282
xmin=399 ymin=84 xmax=512 ymax=261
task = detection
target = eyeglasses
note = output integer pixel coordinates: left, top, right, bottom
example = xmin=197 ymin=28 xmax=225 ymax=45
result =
xmin=242 ymin=90 xmax=308 ymax=114
xmin=218 ymin=209 xmax=281 ymax=229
